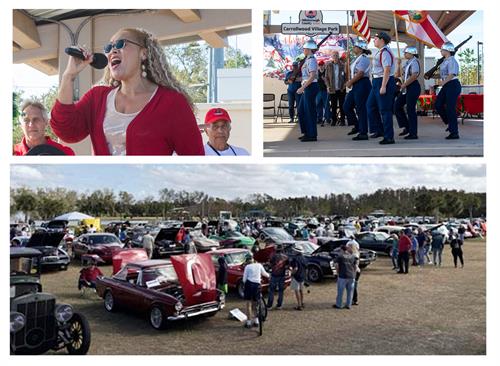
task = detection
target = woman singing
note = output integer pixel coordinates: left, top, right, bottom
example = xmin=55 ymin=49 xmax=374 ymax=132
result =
xmin=51 ymin=28 xmax=204 ymax=155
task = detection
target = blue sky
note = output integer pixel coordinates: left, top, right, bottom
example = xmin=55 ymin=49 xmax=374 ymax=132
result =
xmin=11 ymin=164 xmax=486 ymax=201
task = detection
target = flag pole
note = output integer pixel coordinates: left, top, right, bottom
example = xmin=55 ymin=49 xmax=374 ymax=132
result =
xmin=346 ymin=11 xmax=351 ymax=78
xmin=393 ymin=12 xmax=402 ymax=74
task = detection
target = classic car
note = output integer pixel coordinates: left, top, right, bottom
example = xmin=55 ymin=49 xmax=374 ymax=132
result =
xmin=96 ymin=254 xmax=225 ymax=330
xmin=355 ymin=231 xmax=394 ymax=255
xmin=11 ymin=236 xmax=30 ymax=247
xmin=72 ymin=233 xmax=123 ymax=263
xmin=210 ymin=230 xmax=256 ymax=249
xmin=10 ymin=247 xmax=91 ymax=355
xmin=24 ymin=231 xmax=70 ymax=271
xmin=41 ymin=220 xmax=69 ymax=233
xmin=152 ymin=227 xmax=187 ymax=258
xmin=257 ymin=228 xmax=337 ymax=282
xmin=375 ymin=225 xmax=406 ymax=235
xmin=313 ymin=238 xmax=377 ymax=269
xmin=209 ymin=248 xmax=291 ymax=298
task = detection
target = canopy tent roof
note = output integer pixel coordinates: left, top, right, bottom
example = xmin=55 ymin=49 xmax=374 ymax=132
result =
xmin=264 ymin=10 xmax=475 ymax=45
xmin=52 ymin=211 xmax=94 ymax=221
xmin=13 ymin=9 xmax=252 ymax=75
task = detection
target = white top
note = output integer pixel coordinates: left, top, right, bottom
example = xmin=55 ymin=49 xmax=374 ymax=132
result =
xmin=243 ymin=263 xmax=269 ymax=284
xmin=103 ymin=87 xmax=158 ymax=155
xmin=204 ymin=143 xmax=250 ymax=156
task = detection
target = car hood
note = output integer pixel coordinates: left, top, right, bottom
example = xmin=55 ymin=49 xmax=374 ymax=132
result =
xmin=170 ymin=253 xmax=217 ymax=306
xmin=93 ymin=243 xmax=122 ymax=251
xmin=26 ymin=232 xmax=65 ymax=248
xmin=193 ymin=237 xmax=219 ymax=247
xmin=112 ymin=249 xmax=149 ymax=275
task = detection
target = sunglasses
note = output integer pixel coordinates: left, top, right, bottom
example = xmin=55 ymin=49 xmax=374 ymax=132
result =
xmin=103 ymin=39 xmax=143 ymax=54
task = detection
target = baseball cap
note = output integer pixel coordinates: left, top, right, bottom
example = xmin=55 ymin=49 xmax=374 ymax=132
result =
xmin=374 ymin=32 xmax=391 ymax=44
xmin=318 ymin=60 xmax=325 ymax=66
xmin=205 ymin=108 xmax=231 ymax=124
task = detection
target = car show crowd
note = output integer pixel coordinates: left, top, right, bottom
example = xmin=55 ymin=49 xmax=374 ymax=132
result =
xmin=10 ymin=213 xmax=486 ymax=353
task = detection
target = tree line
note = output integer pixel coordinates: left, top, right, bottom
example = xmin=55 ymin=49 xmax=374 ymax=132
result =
xmin=11 ymin=186 xmax=486 ymax=223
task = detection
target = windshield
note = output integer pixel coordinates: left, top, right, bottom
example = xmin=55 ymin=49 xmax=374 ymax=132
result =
xmin=88 ymin=235 xmax=120 ymax=246
xmin=141 ymin=266 xmax=178 ymax=287
xmin=190 ymin=231 xmax=206 ymax=239
xmin=226 ymin=251 xmax=248 ymax=265
xmin=264 ymin=228 xmax=294 ymax=241
xmin=10 ymin=257 xmax=37 ymax=276
xmin=294 ymin=241 xmax=319 ymax=255
xmin=226 ymin=231 xmax=244 ymax=238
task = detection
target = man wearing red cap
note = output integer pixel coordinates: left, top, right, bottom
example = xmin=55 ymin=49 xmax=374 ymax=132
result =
xmin=203 ymin=108 xmax=250 ymax=156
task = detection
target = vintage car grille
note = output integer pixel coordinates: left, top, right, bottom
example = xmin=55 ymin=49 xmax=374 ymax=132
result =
xmin=12 ymin=296 xmax=57 ymax=350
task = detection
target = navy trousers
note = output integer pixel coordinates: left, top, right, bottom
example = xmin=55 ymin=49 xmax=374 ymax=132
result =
xmin=298 ymin=82 xmax=319 ymax=138
xmin=367 ymin=76 xmax=396 ymax=140
xmin=344 ymin=77 xmax=371 ymax=135
xmin=435 ymin=79 xmax=461 ymax=136
xmin=394 ymin=81 xmax=421 ymax=137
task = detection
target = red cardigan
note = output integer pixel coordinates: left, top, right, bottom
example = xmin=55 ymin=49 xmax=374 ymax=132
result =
xmin=50 ymin=85 xmax=204 ymax=155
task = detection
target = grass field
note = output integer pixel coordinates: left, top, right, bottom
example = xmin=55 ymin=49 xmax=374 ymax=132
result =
xmin=41 ymin=239 xmax=486 ymax=355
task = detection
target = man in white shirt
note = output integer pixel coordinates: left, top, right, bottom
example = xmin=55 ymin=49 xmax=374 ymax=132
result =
xmin=203 ymin=108 xmax=250 ymax=156
xmin=141 ymin=231 xmax=154 ymax=259
xmin=242 ymin=253 xmax=269 ymax=328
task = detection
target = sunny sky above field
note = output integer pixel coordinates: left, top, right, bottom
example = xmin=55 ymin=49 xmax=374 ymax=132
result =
xmin=11 ymin=164 xmax=486 ymax=201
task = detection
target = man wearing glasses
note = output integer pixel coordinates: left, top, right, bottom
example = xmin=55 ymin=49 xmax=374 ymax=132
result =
xmin=203 ymin=108 xmax=250 ymax=156
xmin=13 ymin=100 xmax=75 ymax=156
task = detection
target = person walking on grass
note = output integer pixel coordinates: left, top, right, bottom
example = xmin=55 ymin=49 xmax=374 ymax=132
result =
xmin=397 ymin=229 xmax=412 ymax=274
xmin=290 ymin=246 xmax=307 ymax=310
xmin=333 ymin=245 xmax=358 ymax=309
xmin=431 ymin=230 xmax=445 ymax=267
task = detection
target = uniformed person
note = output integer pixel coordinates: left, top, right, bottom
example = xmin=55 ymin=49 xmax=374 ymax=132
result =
xmin=394 ymin=46 xmax=421 ymax=139
xmin=343 ymin=40 xmax=372 ymax=140
xmin=366 ymin=32 xmax=397 ymax=144
xmin=284 ymin=61 xmax=302 ymax=123
xmin=435 ymin=41 xmax=462 ymax=139
xmin=297 ymin=38 xmax=319 ymax=142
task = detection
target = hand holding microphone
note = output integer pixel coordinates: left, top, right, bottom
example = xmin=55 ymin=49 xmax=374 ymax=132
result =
xmin=62 ymin=46 xmax=108 ymax=80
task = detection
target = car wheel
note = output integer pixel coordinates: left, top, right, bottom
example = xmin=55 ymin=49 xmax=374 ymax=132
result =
xmin=65 ymin=312 xmax=91 ymax=355
xmin=259 ymin=233 xmax=266 ymax=241
xmin=103 ymin=291 xmax=117 ymax=312
xmin=307 ymin=266 xmax=322 ymax=282
xmin=61 ymin=264 xmax=68 ymax=271
xmin=237 ymin=281 xmax=245 ymax=299
xmin=149 ymin=306 xmax=167 ymax=330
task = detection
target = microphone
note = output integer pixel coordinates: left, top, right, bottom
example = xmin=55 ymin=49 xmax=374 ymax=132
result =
xmin=64 ymin=47 xmax=108 ymax=69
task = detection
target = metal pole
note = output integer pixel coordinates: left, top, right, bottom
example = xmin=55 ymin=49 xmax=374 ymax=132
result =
xmin=346 ymin=11 xmax=350 ymax=74
xmin=477 ymin=41 xmax=480 ymax=84
xmin=393 ymin=13 xmax=402 ymax=74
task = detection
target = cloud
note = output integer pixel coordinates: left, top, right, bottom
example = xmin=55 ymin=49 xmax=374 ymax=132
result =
xmin=11 ymin=166 xmax=45 ymax=186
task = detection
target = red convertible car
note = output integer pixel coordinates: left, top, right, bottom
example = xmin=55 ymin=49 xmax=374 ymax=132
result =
xmin=95 ymin=253 xmax=225 ymax=330
xmin=209 ymin=248 xmax=291 ymax=298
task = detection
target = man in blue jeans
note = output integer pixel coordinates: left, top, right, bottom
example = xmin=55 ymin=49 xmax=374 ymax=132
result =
xmin=267 ymin=245 xmax=289 ymax=309
xmin=333 ymin=245 xmax=358 ymax=309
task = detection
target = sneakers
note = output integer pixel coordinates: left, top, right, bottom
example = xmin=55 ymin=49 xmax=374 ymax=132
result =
xmin=275 ymin=306 xmax=282 ymax=310
xmin=244 ymin=320 xmax=252 ymax=328
xmin=445 ymin=134 xmax=460 ymax=140
xmin=252 ymin=318 xmax=259 ymax=327
xmin=379 ymin=139 xmax=395 ymax=145
xmin=370 ymin=133 xmax=383 ymax=138
xmin=399 ymin=129 xmax=409 ymax=136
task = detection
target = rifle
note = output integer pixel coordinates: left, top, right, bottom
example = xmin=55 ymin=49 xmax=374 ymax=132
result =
xmin=287 ymin=32 xmax=333 ymax=83
xmin=424 ymin=35 xmax=472 ymax=80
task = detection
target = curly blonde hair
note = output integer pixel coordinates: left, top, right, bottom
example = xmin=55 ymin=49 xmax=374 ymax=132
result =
xmin=102 ymin=28 xmax=194 ymax=110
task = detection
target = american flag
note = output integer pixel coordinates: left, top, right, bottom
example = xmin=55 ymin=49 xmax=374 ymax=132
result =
xmin=352 ymin=11 xmax=371 ymax=42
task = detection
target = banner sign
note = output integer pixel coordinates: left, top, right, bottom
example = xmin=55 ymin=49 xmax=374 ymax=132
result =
xmin=281 ymin=11 xmax=340 ymax=36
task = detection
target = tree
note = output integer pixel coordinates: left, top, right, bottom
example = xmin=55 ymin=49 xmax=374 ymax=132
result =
xmin=457 ymin=48 xmax=478 ymax=85
xmin=442 ymin=193 xmax=464 ymax=220
xmin=117 ymin=191 xmax=135 ymax=218
xmin=224 ymin=46 xmax=252 ymax=68
xmin=462 ymin=194 xmax=481 ymax=219
xmin=414 ymin=192 xmax=434 ymax=221
xmin=12 ymin=187 xmax=38 ymax=222
xmin=165 ymin=42 xmax=209 ymax=103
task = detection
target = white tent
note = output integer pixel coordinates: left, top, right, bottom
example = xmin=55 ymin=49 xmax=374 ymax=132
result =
xmin=52 ymin=211 xmax=94 ymax=221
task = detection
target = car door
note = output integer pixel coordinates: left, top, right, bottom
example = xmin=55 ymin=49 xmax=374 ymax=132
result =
xmin=358 ymin=233 xmax=378 ymax=252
